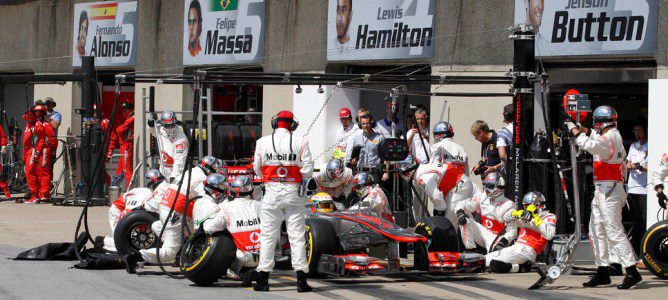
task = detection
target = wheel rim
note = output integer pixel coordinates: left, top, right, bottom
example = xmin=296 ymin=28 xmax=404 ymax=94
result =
xmin=654 ymin=234 xmax=668 ymax=265
xmin=182 ymin=234 xmax=208 ymax=268
xmin=129 ymin=223 xmax=156 ymax=250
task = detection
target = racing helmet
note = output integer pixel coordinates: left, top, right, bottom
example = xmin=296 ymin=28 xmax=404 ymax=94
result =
xmin=397 ymin=156 xmax=419 ymax=181
xmin=203 ymin=173 xmax=228 ymax=202
xmin=352 ymin=172 xmax=375 ymax=198
xmin=522 ymin=191 xmax=546 ymax=212
xmin=433 ymin=121 xmax=454 ymax=142
xmin=199 ymin=156 xmax=220 ymax=176
xmin=100 ymin=118 xmax=110 ymax=131
xmin=308 ymin=192 xmax=336 ymax=213
xmin=592 ymin=105 xmax=617 ymax=132
xmin=326 ymin=159 xmax=345 ymax=180
xmin=483 ymin=172 xmax=506 ymax=199
xmin=229 ymin=175 xmax=254 ymax=198
xmin=144 ymin=169 xmax=164 ymax=190
xmin=160 ymin=110 xmax=178 ymax=136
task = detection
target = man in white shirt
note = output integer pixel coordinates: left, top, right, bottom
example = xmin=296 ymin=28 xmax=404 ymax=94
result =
xmin=376 ymin=101 xmax=404 ymax=138
xmin=407 ymin=108 xmax=430 ymax=163
xmin=496 ymin=104 xmax=513 ymax=176
xmin=333 ymin=107 xmax=357 ymax=160
xmin=625 ymin=123 xmax=648 ymax=254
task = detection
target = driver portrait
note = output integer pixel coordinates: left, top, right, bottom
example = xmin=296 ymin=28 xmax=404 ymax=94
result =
xmin=187 ymin=0 xmax=203 ymax=57
xmin=76 ymin=10 xmax=89 ymax=56
xmin=335 ymin=0 xmax=353 ymax=45
xmin=527 ymin=0 xmax=544 ymax=27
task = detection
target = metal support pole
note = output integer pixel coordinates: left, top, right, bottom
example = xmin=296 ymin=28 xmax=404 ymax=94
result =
xmin=140 ymin=87 xmax=149 ymax=187
xmin=509 ymin=25 xmax=535 ymax=203
xmin=197 ymin=87 xmax=205 ymax=159
xmin=206 ymin=86 xmax=213 ymax=157
xmin=81 ymin=56 xmax=104 ymax=200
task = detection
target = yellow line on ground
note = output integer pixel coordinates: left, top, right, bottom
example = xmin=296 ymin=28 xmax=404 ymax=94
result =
xmin=275 ymin=275 xmax=297 ymax=281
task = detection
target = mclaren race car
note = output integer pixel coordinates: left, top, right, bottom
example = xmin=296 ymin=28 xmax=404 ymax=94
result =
xmin=304 ymin=209 xmax=485 ymax=277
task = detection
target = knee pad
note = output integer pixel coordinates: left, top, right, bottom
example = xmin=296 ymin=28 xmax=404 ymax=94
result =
xmin=490 ymin=259 xmax=512 ymax=273
xmin=519 ymin=261 xmax=533 ymax=273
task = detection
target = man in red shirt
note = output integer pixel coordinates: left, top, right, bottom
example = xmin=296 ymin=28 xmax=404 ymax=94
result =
xmin=35 ymin=105 xmax=58 ymax=202
xmin=0 ymin=121 xmax=11 ymax=199
xmin=116 ymin=101 xmax=135 ymax=188
xmin=101 ymin=119 xmax=125 ymax=187
xmin=23 ymin=107 xmax=45 ymax=204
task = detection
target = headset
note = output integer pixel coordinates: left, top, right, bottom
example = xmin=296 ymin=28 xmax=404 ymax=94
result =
xmin=270 ymin=112 xmax=297 ymax=155
xmin=271 ymin=113 xmax=299 ymax=131
xmin=356 ymin=114 xmax=377 ymax=129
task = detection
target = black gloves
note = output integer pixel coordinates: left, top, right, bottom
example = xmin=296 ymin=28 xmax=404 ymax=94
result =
xmin=336 ymin=194 xmax=346 ymax=204
xmin=493 ymin=237 xmax=509 ymax=252
xmin=456 ymin=209 xmax=468 ymax=225
xmin=656 ymin=184 xmax=667 ymax=210
xmin=658 ymin=191 xmax=668 ymax=210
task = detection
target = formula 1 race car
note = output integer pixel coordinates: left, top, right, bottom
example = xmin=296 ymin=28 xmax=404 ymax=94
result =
xmin=305 ymin=210 xmax=485 ymax=277
xmin=179 ymin=206 xmax=486 ymax=286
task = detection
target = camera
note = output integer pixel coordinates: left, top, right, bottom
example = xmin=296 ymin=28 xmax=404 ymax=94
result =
xmin=473 ymin=160 xmax=488 ymax=176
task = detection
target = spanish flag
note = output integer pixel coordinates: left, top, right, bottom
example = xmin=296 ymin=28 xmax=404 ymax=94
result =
xmin=89 ymin=3 xmax=118 ymax=20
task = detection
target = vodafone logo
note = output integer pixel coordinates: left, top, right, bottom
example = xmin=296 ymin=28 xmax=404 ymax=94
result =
xmin=276 ymin=167 xmax=288 ymax=177
xmin=484 ymin=219 xmax=494 ymax=229
xmin=249 ymin=231 xmax=260 ymax=243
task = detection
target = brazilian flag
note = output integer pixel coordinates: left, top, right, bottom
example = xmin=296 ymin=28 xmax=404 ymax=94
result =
xmin=211 ymin=0 xmax=238 ymax=11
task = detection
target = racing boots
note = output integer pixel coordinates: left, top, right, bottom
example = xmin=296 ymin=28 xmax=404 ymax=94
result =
xmin=582 ymin=266 xmax=611 ymax=287
xmin=241 ymin=269 xmax=257 ymax=287
xmin=253 ymin=271 xmax=270 ymax=292
xmin=617 ymin=266 xmax=642 ymax=290
xmin=609 ymin=263 xmax=623 ymax=276
xmin=124 ymin=252 xmax=144 ymax=274
xmin=296 ymin=270 xmax=312 ymax=293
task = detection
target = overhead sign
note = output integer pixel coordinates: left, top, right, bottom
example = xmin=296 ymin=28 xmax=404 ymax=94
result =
xmin=514 ymin=0 xmax=658 ymax=57
xmin=183 ymin=0 xmax=265 ymax=65
xmin=72 ymin=1 xmax=137 ymax=67
xmin=327 ymin=0 xmax=435 ymax=61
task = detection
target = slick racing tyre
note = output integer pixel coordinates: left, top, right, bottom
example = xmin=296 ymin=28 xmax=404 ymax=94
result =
xmin=414 ymin=216 xmax=459 ymax=270
xmin=305 ymin=218 xmax=340 ymax=277
xmin=414 ymin=216 xmax=459 ymax=252
xmin=180 ymin=230 xmax=236 ymax=286
xmin=641 ymin=220 xmax=668 ymax=279
xmin=113 ymin=210 xmax=159 ymax=255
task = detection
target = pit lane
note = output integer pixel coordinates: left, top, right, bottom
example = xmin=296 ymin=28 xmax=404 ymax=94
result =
xmin=0 ymin=201 xmax=665 ymax=299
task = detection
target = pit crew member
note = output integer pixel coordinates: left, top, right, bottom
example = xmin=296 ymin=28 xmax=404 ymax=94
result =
xmin=253 ymin=110 xmax=313 ymax=292
xmin=193 ymin=174 xmax=261 ymax=286
xmin=349 ymin=172 xmax=392 ymax=222
xmin=455 ymin=172 xmax=515 ymax=252
xmin=313 ymin=158 xmax=354 ymax=203
xmin=486 ymin=191 xmax=556 ymax=273
xmin=566 ymin=105 xmax=642 ymax=289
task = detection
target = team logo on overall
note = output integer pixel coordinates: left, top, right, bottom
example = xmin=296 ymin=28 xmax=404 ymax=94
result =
xmin=276 ymin=167 xmax=289 ymax=178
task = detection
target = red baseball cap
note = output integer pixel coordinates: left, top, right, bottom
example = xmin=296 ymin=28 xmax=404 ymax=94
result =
xmin=339 ymin=107 xmax=351 ymax=119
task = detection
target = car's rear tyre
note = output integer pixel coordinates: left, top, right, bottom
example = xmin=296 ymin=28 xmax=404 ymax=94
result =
xmin=180 ymin=230 xmax=237 ymax=286
xmin=113 ymin=210 xmax=159 ymax=255
xmin=641 ymin=220 xmax=668 ymax=279
xmin=305 ymin=218 xmax=339 ymax=277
